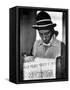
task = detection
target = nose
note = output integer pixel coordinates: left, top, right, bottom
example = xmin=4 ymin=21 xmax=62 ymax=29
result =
xmin=43 ymin=34 xmax=46 ymax=40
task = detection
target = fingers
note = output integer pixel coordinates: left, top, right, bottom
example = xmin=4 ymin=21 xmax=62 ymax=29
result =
xmin=24 ymin=56 xmax=34 ymax=63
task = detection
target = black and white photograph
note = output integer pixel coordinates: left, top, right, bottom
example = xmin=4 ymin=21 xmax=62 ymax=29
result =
xmin=9 ymin=6 xmax=68 ymax=83
xmin=1 ymin=0 xmax=70 ymax=89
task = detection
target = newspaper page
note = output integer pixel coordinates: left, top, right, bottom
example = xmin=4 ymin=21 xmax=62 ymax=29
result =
xmin=23 ymin=57 xmax=56 ymax=80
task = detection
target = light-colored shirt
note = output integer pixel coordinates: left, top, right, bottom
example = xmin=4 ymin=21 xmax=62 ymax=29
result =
xmin=32 ymin=35 xmax=61 ymax=59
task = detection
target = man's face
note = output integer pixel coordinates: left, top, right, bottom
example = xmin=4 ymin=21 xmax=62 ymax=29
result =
xmin=39 ymin=29 xmax=53 ymax=44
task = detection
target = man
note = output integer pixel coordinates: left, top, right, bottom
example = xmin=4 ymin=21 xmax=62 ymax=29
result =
xmin=32 ymin=11 xmax=63 ymax=58
xmin=24 ymin=11 xmax=66 ymax=78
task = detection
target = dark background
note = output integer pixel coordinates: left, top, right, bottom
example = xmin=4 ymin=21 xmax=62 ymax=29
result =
xmin=20 ymin=9 xmax=36 ymax=56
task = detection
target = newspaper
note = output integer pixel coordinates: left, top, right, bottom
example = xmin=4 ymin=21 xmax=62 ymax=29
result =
xmin=23 ymin=57 xmax=56 ymax=80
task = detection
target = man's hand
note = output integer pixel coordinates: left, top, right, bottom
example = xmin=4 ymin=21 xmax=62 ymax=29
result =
xmin=24 ymin=55 xmax=35 ymax=62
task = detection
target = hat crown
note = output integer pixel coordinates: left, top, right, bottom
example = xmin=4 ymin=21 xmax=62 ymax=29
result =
xmin=36 ymin=11 xmax=51 ymax=21
xmin=32 ymin=11 xmax=56 ymax=31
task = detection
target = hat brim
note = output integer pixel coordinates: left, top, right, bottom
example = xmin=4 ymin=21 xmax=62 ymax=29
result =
xmin=32 ymin=23 xmax=56 ymax=30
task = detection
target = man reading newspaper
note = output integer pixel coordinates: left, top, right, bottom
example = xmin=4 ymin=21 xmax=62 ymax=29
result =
xmin=23 ymin=11 xmax=66 ymax=79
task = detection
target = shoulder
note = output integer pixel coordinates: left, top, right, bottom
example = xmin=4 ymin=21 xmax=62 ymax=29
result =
xmin=57 ymin=39 xmax=65 ymax=47
xmin=54 ymin=38 xmax=65 ymax=47
xmin=55 ymin=39 xmax=61 ymax=44
xmin=34 ymin=39 xmax=42 ymax=46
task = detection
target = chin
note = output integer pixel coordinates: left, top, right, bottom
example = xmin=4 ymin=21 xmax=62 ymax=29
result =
xmin=43 ymin=40 xmax=50 ymax=44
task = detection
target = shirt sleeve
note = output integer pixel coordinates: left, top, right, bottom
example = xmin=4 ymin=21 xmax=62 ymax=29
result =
xmin=32 ymin=40 xmax=39 ymax=57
